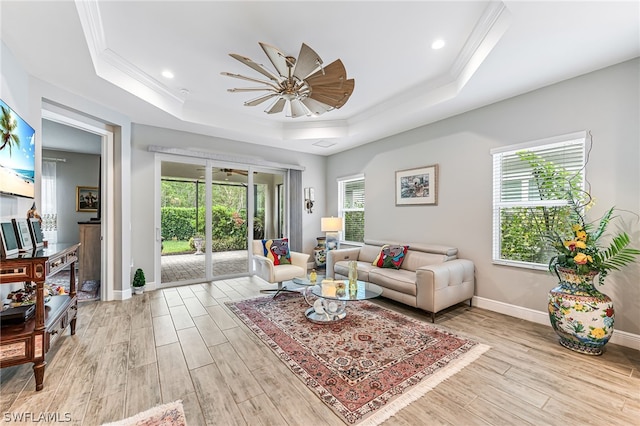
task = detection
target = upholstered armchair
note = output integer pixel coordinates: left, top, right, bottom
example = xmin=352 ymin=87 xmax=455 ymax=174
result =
xmin=252 ymin=240 xmax=309 ymax=294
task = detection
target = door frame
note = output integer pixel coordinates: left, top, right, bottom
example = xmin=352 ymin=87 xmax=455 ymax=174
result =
xmin=154 ymin=152 xmax=293 ymax=287
xmin=41 ymin=109 xmax=116 ymax=301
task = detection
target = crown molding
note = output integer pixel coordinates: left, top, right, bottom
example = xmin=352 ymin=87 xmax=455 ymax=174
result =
xmin=75 ymin=0 xmax=185 ymax=117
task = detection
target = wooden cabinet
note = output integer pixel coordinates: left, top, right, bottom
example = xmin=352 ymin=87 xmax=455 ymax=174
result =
xmin=78 ymin=221 xmax=101 ymax=286
xmin=0 ymin=243 xmax=80 ymax=391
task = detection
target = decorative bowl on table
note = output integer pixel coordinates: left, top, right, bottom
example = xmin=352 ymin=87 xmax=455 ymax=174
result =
xmin=7 ymin=285 xmax=54 ymax=307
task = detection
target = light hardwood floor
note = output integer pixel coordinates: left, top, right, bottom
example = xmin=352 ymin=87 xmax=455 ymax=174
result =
xmin=1 ymin=276 xmax=638 ymax=425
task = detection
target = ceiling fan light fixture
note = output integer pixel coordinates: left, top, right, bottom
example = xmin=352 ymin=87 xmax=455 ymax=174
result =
xmin=223 ymin=42 xmax=354 ymax=118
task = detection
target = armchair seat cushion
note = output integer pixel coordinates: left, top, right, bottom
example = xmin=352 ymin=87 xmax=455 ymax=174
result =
xmin=273 ymin=264 xmax=306 ymax=282
xmin=252 ymin=240 xmax=310 ymax=285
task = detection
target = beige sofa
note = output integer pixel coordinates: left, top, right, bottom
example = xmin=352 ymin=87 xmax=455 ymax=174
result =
xmin=326 ymin=240 xmax=475 ymax=322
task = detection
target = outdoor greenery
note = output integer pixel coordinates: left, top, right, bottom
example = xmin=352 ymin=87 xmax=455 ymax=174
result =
xmin=344 ymin=211 xmax=365 ymax=243
xmin=160 ymin=179 xmax=264 ymax=253
xmin=500 ymin=151 xmax=581 ymax=264
xmin=161 ymin=239 xmax=190 ymax=254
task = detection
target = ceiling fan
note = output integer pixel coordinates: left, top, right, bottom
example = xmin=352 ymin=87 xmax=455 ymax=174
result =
xmin=222 ymin=42 xmax=355 ymax=118
xmin=220 ymin=168 xmax=249 ymax=176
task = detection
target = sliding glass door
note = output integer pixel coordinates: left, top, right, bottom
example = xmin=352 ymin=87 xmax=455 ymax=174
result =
xmin=159 ymin=159 xmax=207 ymax=286
xmin=158 ymin=156 xmax=288 ymax=287
xmin=209 ymin=167 xmax=249 ymax=277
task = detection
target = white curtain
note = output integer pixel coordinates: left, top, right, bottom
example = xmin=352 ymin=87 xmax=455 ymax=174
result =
xmin=41 ymin=161 xmax=58 ymax=243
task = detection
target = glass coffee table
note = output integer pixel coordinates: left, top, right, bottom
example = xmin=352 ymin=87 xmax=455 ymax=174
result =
xmin=266 ymin=275 xmax=324 ymax=298
xmin=304 ymin=280 xmax=383 ymax=324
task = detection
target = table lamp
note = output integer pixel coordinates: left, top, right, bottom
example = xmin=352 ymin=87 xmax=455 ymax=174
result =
xmin=321 ymin=217 xmax=343 ymax=250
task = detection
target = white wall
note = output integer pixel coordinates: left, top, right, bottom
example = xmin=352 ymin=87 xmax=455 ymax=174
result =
xmin=129 ymin=124 xmax=327 ymax=285
xmin=327 ymin=58 xmax=640 ymax=335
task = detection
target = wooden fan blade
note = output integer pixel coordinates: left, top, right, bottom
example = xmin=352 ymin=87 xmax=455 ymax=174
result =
xmin=229 ymin=169 xmax=248 ymax=176
xmin=305 ymin=59 xmax=347 ymax=87
xmin=301 ymin=97 xmax=333 ymax=115
xmin=229 ymin=53 xmax=280 ymax=81
xmin=309 ymin=79 xmax=354 ymax=108
xmin=244 ymin=93 xmax=278 ymax=107
xmin=221 ymin=72 xmax=280 ymax=90
xmin=265 ymin=98 xmax=286 ymax=114
xmin=311 ymin=79 xmax=355 ymax=98
xmin=293 ymin=43 xmax=322 ymax=80
xmin=259 ymin=42 xmax=291 ymax=77
xmin=289 ymin=99 xmax=310 ymax=118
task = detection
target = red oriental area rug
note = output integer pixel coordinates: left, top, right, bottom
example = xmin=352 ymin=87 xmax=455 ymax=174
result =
xmin=226 ymin=294 xmax=489 ymax=425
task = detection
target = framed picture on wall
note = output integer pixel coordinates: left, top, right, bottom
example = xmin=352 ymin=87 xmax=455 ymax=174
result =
xmin=395 ymin=164 xmax=439 ymax=206
xmin=76 ymin=186 xmax=99 ymax=212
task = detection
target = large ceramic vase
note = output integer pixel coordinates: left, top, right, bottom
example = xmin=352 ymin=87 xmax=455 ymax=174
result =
xmin=548 ymin=266 xmax=614 ymax=355
xmin=314 ymin=237 xmax=327 ymax=267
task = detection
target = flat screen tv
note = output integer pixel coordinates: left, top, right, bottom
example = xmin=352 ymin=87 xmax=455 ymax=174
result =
xmin=0 ymin=99 xmax=36 ymax=199
xmin=0 ymin=221 xmax=20 ymax=257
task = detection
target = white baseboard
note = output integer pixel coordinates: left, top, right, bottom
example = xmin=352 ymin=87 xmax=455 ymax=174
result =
xmin=112 ymin=281 xmax=157 ymax=300
xmin=473 ymin=296 xmax=640 ymax=350
xmin=112 ymin=288 xmax=132 ymax=300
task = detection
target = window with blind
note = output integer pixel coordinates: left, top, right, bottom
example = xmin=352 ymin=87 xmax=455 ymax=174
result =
xmin=492 ymin=131 xmax=586 ymax=269
xmin=338 ymin=175 xmax=365 ymax=243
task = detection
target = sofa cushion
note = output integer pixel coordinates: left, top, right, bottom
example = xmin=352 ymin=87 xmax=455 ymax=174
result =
xmin=358 ymin=244 xmax=384 ymax=263
xmin=262 ymin=238 xmax=291 ymax=265
xmin=369 ymin=268 xmax=417 ymax=296
xmin=373 ymin=244 xmax=409 ymax=269
xmin=400 ymin=250 xmax=451 ymax=271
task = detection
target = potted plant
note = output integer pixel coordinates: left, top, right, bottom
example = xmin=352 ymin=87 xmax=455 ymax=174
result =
xmin=546 ymin=189 xmax=640 ymax=355
xmin=132 ymin=268 xmax=146 ymax=295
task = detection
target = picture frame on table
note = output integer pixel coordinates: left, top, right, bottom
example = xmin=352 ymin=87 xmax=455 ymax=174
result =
xmin=0 ymin=221 xmax=20 ymax=258
xmin=76 ymin=186 xmax=99 ymax=212
xmin=395 ymin=164 xmax=439 ymax=206
xmin=11 ymin=218 xmax=33 ymax=251
xmin=27 ymin=218 xmax=45 ymax=249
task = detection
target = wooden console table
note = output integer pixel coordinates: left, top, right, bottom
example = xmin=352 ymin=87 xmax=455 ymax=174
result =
xmin=0 ymin=243 xmax=80 ymax=391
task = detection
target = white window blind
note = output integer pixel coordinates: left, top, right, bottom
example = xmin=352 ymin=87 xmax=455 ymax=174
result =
xmin=492 ymin=132 xmax=586 ymax=268
xmin=338 ymin=175 xmax=365 ymax=243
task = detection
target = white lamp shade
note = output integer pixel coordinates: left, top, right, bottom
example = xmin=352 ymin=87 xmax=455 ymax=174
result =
xmin=321 ymin=217 xmax=343 ymax=232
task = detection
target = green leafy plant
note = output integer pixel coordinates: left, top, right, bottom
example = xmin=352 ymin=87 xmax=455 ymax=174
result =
xmin=547 ymin=191 xmax=640 ymax=285
xmin=132 ymin=268 xmax=146 ymax=288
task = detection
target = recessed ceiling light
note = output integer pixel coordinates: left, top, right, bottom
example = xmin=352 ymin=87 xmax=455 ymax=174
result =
xmin=431 ymin=39 xmax=445 ymax=50
xmin=162 ymin=70 xmax=174 ymax=79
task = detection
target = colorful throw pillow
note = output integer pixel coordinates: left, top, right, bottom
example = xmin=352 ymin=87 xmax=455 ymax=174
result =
xmin=373 ymin=244 xmax=409 ymax=269
xmin=262 ymin=238 xmax=292 ymax=265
